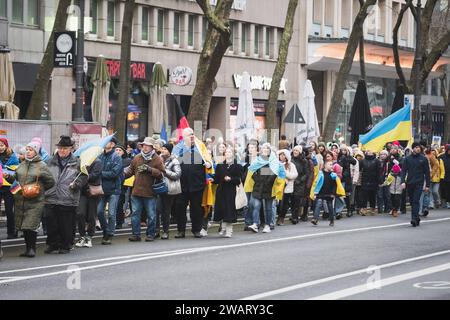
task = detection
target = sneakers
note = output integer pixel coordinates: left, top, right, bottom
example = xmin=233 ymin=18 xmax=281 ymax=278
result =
xmin=262 ymin=225 xmax=271 ymax=233
xmin=193 ymin=232 xmax=203 ymax=238
xmin=422 ymin=210 xmax=429 ymax=217
xmin=174 ymin=232 xmax=185 ymax=238
xmin=269 ymin=224 xmax=275 ymax=230
xmin=311 ymin=218 xmax=318 ymax=225
xmin=145 ymin=236 xmax=154 ymax=242
xmin=161 ymin=232 xmax=169 ymax=240
xmin=128 ymin=235 xmax=142 ymax=242
xmin=101 ymin=236 xmax=112 ymax=245
xmin=248 ymin=224 xmax=259 ymax=233
xmin=84 ymin=237 xmax=93 ymax=248
xmin=200 ymin=229 xmax=208 ymax=237
xmin=276 ymin=217 xmax=284 ymax=226
xmin=75 ymin=237 xmax=86 ymax=248
xmin=329 ymin=220 xmax=335 ymax=227
xmin=336 ymin=213 xmax=342 ymax=220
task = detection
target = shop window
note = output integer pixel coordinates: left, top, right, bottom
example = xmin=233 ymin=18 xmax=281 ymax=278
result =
xmin=173 ymin=12 xmax=180 ymax=45
xmin=12 ymin=0 xmax=23 ymax=24
xmin=107 ymin=1 xmax=115 ymax=37
xmin=188 ymin=15 xmax=194 ymax=47
xmin=142 ymin=7 xmax=149 ymax=41
xmin=157 ymin=9 xmax=164 ymax=43
xmin=254 ymin=25 xmax=259 ymax=55
xmin=90 ymin=0 xmax=98 ymax=34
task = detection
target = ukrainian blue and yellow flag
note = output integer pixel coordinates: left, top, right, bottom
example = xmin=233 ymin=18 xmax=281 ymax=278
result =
xmin=359 ymin=105 xmax=412 ymax=152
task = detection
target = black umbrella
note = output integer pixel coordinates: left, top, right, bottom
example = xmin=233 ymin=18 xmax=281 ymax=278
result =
xmin=348 ymin=79 xmax=373 ymax=145
xmin=390 ymin=84 xmax=405 ymax=114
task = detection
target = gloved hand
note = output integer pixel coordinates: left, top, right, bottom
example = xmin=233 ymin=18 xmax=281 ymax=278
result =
xmin=137 ymin=164 xmax=151 ymax=173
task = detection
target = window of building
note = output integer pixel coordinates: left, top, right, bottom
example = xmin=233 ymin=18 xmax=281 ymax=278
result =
xmin=313 ymin=0 xmax=322 ymax=24
xmin=202 ymin=17 xmax=208 ymax=45
xmin=324 ymin=0 xmax=334 ymax=26
xmin=431 ymin=78 xmax=439 ymax=96
xmin=157 ymin=9 xmax=164 ymax=43
xmin=90 ymin=0 xmax=98 ymax=34
xmin=107 ymin=1 xmax=115 ymax=37
xmin=241 ymin=23 xmax=247 ymax=53
xmin=0 ymin=0 xmax=6 ymax=18
xmin=228 ymin=21 xmax=234 ymax=51
xmin=378 ymin=0 xmax=386 ymax=36
xmin=341 ymin=0 xmax=351 ymax=29
xmin=27 ymin=0 xmax=38 ymax=25
xmin=12 ymin=0 xmax=24 ymax=24
xmin=173 ymin=12 xmax=180 ymax=45
xmin=422 ymin=80 xmax=429 ymax=95
xmin=254 ymin=25 xmax=259 ymax=54
xmin=265 ymin=27 xmax=270 ymax=56
xmin=188 ymin=15 xmax=194 ymax=47
xmin=142 ymin=7 xmax=149 ymax=41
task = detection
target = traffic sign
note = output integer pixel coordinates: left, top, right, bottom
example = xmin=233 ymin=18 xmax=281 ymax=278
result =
xmin=54 ymin=31 xmax=76 ymax=68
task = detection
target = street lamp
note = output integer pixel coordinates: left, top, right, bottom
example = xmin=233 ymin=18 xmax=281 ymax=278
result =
xmin=74 ymin=0 xmax=85 ymax=122
xmin=415 ymin=0 xmax=422 ymax=141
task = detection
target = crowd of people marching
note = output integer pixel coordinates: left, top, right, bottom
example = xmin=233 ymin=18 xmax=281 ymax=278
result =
xmin=0 ymin=129 xmax=448 ymax=259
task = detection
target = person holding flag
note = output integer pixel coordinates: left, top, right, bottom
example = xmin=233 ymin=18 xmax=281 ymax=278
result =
xmin=4 ymin=140 xmax=55 ymax=257
xmin=44 ymin=136 xmax=88 ymax=254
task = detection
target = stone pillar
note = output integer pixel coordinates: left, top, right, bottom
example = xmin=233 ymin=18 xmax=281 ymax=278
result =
xmin=235 ymin=21 xmax=242 ymax=54
xmin=149 ymin=7 xmax=157 ymax=45
xmin=115 ymin=1 xmax=124 ymax=42
xmin=49 ymin=68 xmax=74 ymax=122
xmin=333 ymin=0 xmax=341 ymax=38
xmin=181 ymin=12 xmax=189 ymax=49
xmin=133 ymin=5 xmax=142 ymax=44
xmin=260 ymin=25 xmax=267 ymax=59
xmin=97 ymin=0 xmax=107 ymax=40
xmin=249 ymin=24 xmax=255 ymax=57
xmin=166 ymin=10 xmax=174 ymax=47
xmin=272 ymin=28 xmax=278 ymax=60
xmin=194 ymin=15 xmax=202 ymax=50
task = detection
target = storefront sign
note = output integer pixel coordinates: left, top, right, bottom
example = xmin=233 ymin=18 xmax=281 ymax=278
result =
xmin=233 ymin=74 xmax=288 ymax=93
xmin=170 ymin=66 xmax=193 ymax=86
xmin=104 ymin=60 xmax=152 ymax=81
xmin=54 ymin=31 xmax=75 ymax=68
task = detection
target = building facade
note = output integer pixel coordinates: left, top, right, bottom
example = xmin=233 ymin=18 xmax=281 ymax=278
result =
xmin=1 ymin=0 xmax=448 ymax=143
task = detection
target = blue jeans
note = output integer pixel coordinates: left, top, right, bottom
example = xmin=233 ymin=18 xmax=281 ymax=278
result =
xmin=97 ymin=194 xmax=120 ymax=237
xmin=244 ymin=192 xmax=254 ymax=226
xmin=313 ymin=198 xmax=335 ymax=221
xmin=335 ymin=197 xmax=345 ymax=214
xmin=429 ymin=182 xmax=440 ymax=208
xmin=377 ymin=185 xmax=391 ymax=213
xmin=251 ymin=196 xmax=273 ymax=227
xmin=419 ymin=189 xmax=430 ymax=213
xmin=131 ymin=196 xmax=156 ymax=237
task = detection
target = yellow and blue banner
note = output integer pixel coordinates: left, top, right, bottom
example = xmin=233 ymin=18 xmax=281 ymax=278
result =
xmin=359 ymin=105 xmax=412 ymax=152
xmin=74 ymin=133 xmax=116 ymax=175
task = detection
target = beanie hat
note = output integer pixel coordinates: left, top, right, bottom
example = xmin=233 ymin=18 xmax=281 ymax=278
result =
xmin=27 ymin=140 xmax=41 ymax=154
xmin=277 ymin=149 xmax=291 ymax=163
xmin=380 ymin=150 xmax=389 ymax=157
xmin=411 ymin=142 xmax=421 ymax=150
xmin=332 ymin=163 xmax=343 ymax=178
xmin=393 ymin=141 xmax=401 ymax=147
xmin=0 ymin=138 xmax=9 ymax=148
xmin=392 ymin=164 xmax=401 ymax=174
xmin=162 ymin=143 xmax=173 ymax=154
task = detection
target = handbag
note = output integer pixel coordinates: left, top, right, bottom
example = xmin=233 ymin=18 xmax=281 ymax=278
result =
xmin=153 ymin=178 xmax=168 ymax=195
xmin=22 ymin=165 xmax=41 ymax=199
xmin=235 ymin=182 xmax=248 ymax=210
xmin=165 ymin=177 xmax=181 ymax=195
xmin=87 ymin=184 xmax=104 ymax=197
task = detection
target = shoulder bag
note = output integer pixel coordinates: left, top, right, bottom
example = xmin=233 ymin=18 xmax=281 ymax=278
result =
xmin=22 ymin=164 xmax=41 ymax=199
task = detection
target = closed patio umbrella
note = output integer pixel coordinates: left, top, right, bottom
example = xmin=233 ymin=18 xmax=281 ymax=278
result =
xmin=235 ymin=72 xmax=256 ymax=143
xmin=390 ymin=84 xmax=405 ymax=115
xmin=348 ymin=79 xmax=372 ymax=145
xmin=0 ymin=50 xmax=20 ymax=119
xmin=90 ymin=55 xmax=111 ymax=128
xmin=149 ymin=62 xmax=168 ymax=134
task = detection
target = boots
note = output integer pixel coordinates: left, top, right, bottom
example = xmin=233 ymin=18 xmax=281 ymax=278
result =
xmin=20 ymin=230 xmax=36 ymax=258
xmin=225 ymin=223 xmax=233 ymax=238
xmin=392 ymin=209 xmax=399 ymax=217
xmin=219 ymin=222 xmax=226 ymax=236
xmin=276 ymin=217 xmax=284 ymax=226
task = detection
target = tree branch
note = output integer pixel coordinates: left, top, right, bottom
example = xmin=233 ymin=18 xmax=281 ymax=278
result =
xmin=196 ymin=0 xmax=230 ymax=36
xmin=392 ymin=1 xmax=413 ymax=91
xmin=421 ymin=29 xmax=450 ymax=83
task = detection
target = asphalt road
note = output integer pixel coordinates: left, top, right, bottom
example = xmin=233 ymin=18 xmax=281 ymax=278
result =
xmin=1 ymin=209 xmax=450 ymax=300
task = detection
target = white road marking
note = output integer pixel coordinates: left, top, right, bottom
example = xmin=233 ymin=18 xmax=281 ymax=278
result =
xmin=309 ymin=262 xmax=450 ymax=300
xmin=240 ymin=249 xmax=450 ymax=300
xmin=1 ymin=217 xmax=450 ymax=285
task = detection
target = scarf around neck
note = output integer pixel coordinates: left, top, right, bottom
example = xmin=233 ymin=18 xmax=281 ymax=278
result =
xmin=141 ymin=150 xmax=155 ymax=161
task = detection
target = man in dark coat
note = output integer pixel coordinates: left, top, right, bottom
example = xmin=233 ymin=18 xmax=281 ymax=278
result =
xmin=439 ymin=144 xmax=450 ymax=208
xmin=359 ymin=150 xmax=382 ymax=215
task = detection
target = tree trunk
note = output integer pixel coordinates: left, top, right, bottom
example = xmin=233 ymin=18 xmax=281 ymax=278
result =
xmin=322 ymin=0 xmax=377 ymax=141
xmin=25 ymin=0 xmax=72 ymax=120
xmin=265 ymin=0 xmax=299 ymax=143
xmin=114 ymin=0 xmax=136 ymax=143
xmin=187 ymin=0 xmax=234 ymax=134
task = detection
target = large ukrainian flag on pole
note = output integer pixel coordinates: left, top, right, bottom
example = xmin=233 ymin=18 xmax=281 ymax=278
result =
xmin=359 ymin=105 xmax=412 ymax=152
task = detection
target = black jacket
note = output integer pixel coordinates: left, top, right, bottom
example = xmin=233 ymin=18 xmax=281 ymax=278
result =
xmin=81 ymin=158 xmax=103 ymax=195
xmin=401 ymin=153 xmax=431 ymax=187
xmin=178 ymin=146 xmax=207 ymax=193
xmin=439 ymin=153 xmax=450 ymax=182
xmin=360 ymin=155 xmax=382 ymax=190
xmin=251 ymin=165 xmax=276 ymax=200
xmin=291 ymin=155 xmax=308 ymax=197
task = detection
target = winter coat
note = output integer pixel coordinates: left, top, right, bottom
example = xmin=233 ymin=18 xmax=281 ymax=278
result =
xmin=387 ymin=173 xmax=403 ymax=195
xmin=81 ymin=158 xmax=103 ymax=196
xmin=177 ymin=146 xmax=208 ymax=193
xmin=401 ymin=153 xmax=431 ymax=187
xmin=360 ymin=155 xmax=382 ymax=191
xmin=213 ymin=161 xmax=242 ymax=223
xmin=439 ymin=153 xmax=450 ymax=182
xmin=163 ymin=155 xmax=182 ymax=181
xmin=291 ymin=155 xmax=308 ymax=197
xmin=1 ymin=149 xmax=19 ymax=187
xmin=124 ymin=153 xmax=165 ymax=198
xmin=251 ymin=164 xmax=277 ymax=200
xmin=45 ymin=154 xmax=88 ymax=207
xmin=99 ymin=150 xmax=123 ymax=195
xmin=350 ymin=160 xmax=360 ymax=185
xmin=8 ymin=156 xmax=55 ymax=230
xmin=338 ymin=154 xmax=357 ymax=192
xmin=283 ymin=162 xmax=298 ymax=194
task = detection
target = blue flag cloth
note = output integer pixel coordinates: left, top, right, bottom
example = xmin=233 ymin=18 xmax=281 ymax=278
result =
xmin=160 ymin=122 xmax=168 ymax=143
xmin=248 ymin=152 xmax=286 ymax=179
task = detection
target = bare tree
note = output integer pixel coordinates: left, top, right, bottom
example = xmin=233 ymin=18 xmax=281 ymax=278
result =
xmin=265 ymin=0 xmax=299 ymax=135
xmin=25 ymin=0 xmax=72 ymax=120
xmin=322 ymin=0 xmax=377 ymax=141
xmin=187 ymin=0 xmax=234 ymax=133
xmin=114 ymin=0 xmax=136 ymax=143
